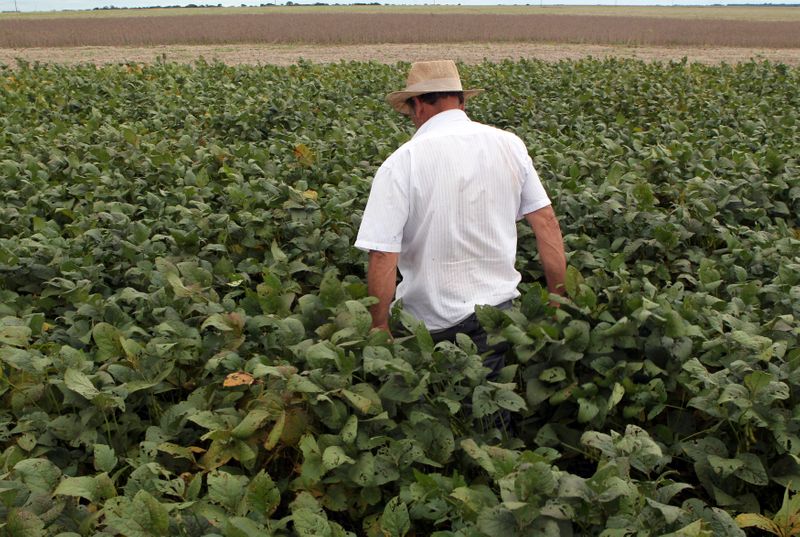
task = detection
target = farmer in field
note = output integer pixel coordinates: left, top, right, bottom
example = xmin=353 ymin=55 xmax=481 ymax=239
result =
xmin=355 ymin=60 xmax=566 ymax=374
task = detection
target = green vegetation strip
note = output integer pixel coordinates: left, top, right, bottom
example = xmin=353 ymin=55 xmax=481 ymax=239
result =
xmin=0 ymin=58 xmax=799 ymax=536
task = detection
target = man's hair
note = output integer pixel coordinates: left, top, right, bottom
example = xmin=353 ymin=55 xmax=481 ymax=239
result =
xmin=406 ymin=91 xmax=465 ymax=111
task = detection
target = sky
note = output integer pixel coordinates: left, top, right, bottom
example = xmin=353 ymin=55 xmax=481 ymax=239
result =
xmin=2 ymin=0 xmax=795 ymax=11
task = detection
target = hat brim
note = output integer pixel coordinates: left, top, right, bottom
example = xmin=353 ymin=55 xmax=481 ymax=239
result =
xmin=387 ymin=88 xmax=484 ymax=115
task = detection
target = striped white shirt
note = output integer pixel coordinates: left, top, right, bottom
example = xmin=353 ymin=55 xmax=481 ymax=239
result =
xmin=355 ymin=109 xmax=551 ymax=331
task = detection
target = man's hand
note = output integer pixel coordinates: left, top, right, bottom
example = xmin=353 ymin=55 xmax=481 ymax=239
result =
xmin=524 ymin=206 xmax=567 ymax=306
xmin=367 ymin=250 xmax=399 ymax=334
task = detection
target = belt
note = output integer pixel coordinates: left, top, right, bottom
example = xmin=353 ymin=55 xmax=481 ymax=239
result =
xmin=430 ymin=300 xmax=513 ymax=338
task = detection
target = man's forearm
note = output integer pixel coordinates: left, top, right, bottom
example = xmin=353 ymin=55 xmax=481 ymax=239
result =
xmin=367 ymin=251 xmax=399 ymax=330
xmin=525 ymin=206 xmax=567 ymax=296
xmin=538 ymin=233 xmax=567 ymax=296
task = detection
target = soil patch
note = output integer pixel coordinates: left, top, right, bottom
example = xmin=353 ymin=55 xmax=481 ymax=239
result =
xmin=2 ymin=43 xmax=798 ymax=67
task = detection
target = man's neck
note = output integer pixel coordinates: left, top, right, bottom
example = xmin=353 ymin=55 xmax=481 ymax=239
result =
xmin=415 ymin=103 xmax=465 ymax=130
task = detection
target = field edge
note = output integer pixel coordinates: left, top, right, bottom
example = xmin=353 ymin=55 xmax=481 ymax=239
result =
xmin=1 ymin=42 xmax=799 ymax=67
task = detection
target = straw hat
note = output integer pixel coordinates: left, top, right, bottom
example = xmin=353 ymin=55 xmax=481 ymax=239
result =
xmin=386 ymin=60 xmax=484 ymax=115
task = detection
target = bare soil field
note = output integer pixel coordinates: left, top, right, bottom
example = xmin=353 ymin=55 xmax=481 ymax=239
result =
xmin=2 ymin=43 xmax=798 ymax=67
xmin=2 ymin=5 xmax=800 ymax=22
xmin=2 ymin=13 xmax=800 ymax=49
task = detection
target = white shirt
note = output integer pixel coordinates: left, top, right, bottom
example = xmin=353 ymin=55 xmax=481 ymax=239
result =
xmin=355 ymin=109 xmax=551 ymax=331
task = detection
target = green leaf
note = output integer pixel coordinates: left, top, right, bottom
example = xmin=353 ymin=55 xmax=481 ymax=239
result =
xmin=460 ymin=439 xmax=496 ymax=476
xmin=231 ymin=409 xmax=272 ymax=439
xmin=271 ymin=240 xmax=288 ymax=262
xmin=515 ymin=461 xmax=557 ymax=499
xmin=0 ymin=347 xmax=50 ymax=373
xmin=94 ymin=444 xmax=118 ymax=473
xmin=337 ymin=300 xmax=372 ymax=335
xmin=473 ymin=385 xmax=497 ymax=419
xmin=577 ymin=397 xmax=599 ymax=423
xmin=245 ymin=471 xmax=281 ymax=519
xmin=539 ymin=367 xmax=566 ymax=383
xmin=92 ymin=322 xmax=121 ymax=360
xmin=596 ymin=476 xmax=636 ymax=503
xmin=564 ymin=265 xmax=584 ymax=298
xmin=13 ymin=458 xmax=62 ymax=493
xmin=293 ymin=508 xmax=332 ymax=537
xmin=607 ymin=382 xmax=625 ymax=411
xmin=323 ymin=446 xmax=356 ymax=471
xmin=166 ymin=272 xmax=193 ymax=298
xmin=414 ymin=322 xmax=435 ymax=354
xmin=494 ymin=389 xmax=527 ymax=413
xmin=223 ymin=517 xmax=270 ymax=537
xmin=348 ymin=452 xmax=376 ymax=487
xmin=563 ymin=320 xmax=590 ymax=351
xmin=207 ymin=471 xmax=248 ymax=513
xmin=341 ymin=387 xmax=378 ymax=414
xmin=341 ymin=414 xmax=358 ymax=445
xmin=134 ymin=490 xmax=170 ymax=536
xmin=320 ymin=270 xmax=346 ymax=308
xmin=54 ymin=474 xmax=116 ymax=502
xmin=264 ymin=410 xmax=286 ymax=450
xmin=379 ymin=497 xmax=410 ymax=537
xmin=188 ymin=410 xmax=232 ymax=431
xmin=735 ymin=453 xmax=768 ymax=486
xmin=475 ymin=304 xmax=510 ymax=332
xmin=661 ymin=520 xmax=713 ymax=537
xmin=557 ymin=474 xmax=591 ymax=501
xmin=104 ymin=491 xmax=170 ymax=537
xmin=0 ymin=322 xmax=31 ymax=347
xmin=708 ymin=455 xmax=743 ymax=479
xmin=63 ymin=368 xmax=100 ymax=400
xmin=305 ymin=341 xmax=340 ymax=366
xmin=477 ymin=506 xmax=518 ymax=536
xmin=645 ymin=498 xmax=684 ymax=524
xmin=730 ymin=330 xmax=772 ymax=354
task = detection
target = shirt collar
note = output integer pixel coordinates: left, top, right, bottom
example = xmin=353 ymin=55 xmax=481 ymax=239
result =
xmin=412 ymin=109 xmax=470 ymax=139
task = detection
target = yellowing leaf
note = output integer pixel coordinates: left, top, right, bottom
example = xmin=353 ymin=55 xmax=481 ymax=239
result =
xmin=293 ymin=143 xmax=315 ymax=167
xmin=264 ymin=410 xmax=286 ymax=450
xmin=223 ymin=372 xmax=254 ymax=387
xmin=202 ymin=312 xmax=245 ymax=334
xmin=735 ymin=513 xmax=782 ymax=535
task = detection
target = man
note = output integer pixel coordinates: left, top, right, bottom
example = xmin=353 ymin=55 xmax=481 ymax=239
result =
xmin=355 ymin=60 xmax=566 ymax=371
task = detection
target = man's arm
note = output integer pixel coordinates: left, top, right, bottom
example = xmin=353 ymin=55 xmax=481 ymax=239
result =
xmin=524 ymin=205 xmax=567 ymax=299
xmin=367 ymin=250 xmax=399 ymax=333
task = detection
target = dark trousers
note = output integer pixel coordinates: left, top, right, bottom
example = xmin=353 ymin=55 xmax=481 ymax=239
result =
xmin=430 ymin=312 xmax=508 ymax=381
xmin=430 ymin=307 xmax=512 ymax=434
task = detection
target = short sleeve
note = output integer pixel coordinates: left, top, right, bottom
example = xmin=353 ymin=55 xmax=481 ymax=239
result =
xmin=514 ymin=138 xmax=551 ymax=220
xmin=355 ymin=156 xmax=410 ymax=253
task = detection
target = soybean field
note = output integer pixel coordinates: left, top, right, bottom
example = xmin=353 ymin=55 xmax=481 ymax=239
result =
xmin=1 ymin=59 xmax=799 ymax=536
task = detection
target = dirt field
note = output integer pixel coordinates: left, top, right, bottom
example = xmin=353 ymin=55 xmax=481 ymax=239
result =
xmin=2 ymin=43 xmax=798 ymax=67
xmin=3 ymin=13 xmax=800 ymax=49
xmin=3 ymin=5 xmax=800 ymax=22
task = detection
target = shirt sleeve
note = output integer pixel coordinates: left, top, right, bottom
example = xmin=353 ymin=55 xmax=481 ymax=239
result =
xmin=354 ymin=155 xmax=410 ymax=253
xmin=514 ymin=137 xmax=551 ymax=220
